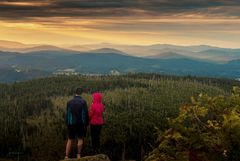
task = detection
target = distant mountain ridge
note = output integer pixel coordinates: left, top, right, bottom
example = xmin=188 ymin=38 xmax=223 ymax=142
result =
xmin=1 ymin=40 xmax=240 ymax=63
xmin=0 ymin=40 xmax=29 ymax=48
xmin=147 ymin=52 xmax=195 ymax=60
xmin=89 ymin=48 xmax=129 ymax=55
xmin=1 ymin=40 xmax=240 ymax=82
xmin=0 ymin=49 xmax=240 ymax=83
xmin=22 ymin=45 xmax=67 ymax=53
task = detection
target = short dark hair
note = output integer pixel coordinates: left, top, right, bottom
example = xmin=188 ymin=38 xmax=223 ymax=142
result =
xmin=75 ymin=87 xmax=83 ymax=95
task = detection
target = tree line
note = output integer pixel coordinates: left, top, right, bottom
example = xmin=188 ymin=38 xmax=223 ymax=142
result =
xmin=0 ymin=74 xmax=238 ymax=161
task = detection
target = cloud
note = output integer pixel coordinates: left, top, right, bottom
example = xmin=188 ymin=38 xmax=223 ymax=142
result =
xmin=0 ymin=0 xmax=239 ymax=21
xmin=0 ymin=0 xmax=239 ymax=48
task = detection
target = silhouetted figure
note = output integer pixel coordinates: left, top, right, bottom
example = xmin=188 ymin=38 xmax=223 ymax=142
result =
xmin=65 ymin=88 xmax=89 ymax=159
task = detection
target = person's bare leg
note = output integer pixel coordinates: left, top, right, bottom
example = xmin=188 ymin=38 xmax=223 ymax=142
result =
xmin=77 ymin=138 xmax=83 ymax=159
xmin=65 ymin=139 xmax=73 ymax=159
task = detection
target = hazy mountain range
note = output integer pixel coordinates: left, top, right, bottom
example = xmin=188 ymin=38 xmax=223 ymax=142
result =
xmin=0 ymin=40 xmax=240 ymax=82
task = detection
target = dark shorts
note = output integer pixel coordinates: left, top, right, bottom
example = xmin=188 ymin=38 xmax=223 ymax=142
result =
xmin=67 ymin=124 xmax=87 ymax=139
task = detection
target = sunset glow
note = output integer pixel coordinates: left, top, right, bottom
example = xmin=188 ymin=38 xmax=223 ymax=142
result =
xmin=0 ymin=0 xmax=239 ymax=48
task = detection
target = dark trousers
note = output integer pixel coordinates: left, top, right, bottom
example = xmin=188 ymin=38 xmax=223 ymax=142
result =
xmin=90 ymin=124 xmax=102 ymax=153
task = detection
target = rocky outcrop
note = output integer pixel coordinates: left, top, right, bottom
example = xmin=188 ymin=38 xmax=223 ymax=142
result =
xmin=60 ymin=154 xmax=110 ymax=161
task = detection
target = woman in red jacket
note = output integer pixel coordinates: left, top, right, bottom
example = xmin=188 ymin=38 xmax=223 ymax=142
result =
xmin=89 ymin=92 xmax=104 ymax=154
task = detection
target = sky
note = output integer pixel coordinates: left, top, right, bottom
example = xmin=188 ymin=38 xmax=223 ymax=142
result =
xmin=0 ymin=0 xmax=240 ymax=48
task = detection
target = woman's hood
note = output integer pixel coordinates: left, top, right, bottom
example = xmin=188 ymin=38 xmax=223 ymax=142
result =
xmin=92 ymin=92 xmax=102 ymax=103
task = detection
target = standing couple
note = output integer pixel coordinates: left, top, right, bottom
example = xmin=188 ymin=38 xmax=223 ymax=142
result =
xmin=65 ymin=88 xmax=104 ymax=159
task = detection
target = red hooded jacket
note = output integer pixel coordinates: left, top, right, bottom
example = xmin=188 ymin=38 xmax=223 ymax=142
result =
xmin=89 ymin=92 xmax=104 ymax=125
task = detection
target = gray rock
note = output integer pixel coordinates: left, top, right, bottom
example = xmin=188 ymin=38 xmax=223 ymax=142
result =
xmin=60 ymin=154 xmax=110 ymax=161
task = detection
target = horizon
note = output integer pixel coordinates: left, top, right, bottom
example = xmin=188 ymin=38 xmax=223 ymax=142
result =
xmin=0 ymin=39 xmax=240 ymax=50
xmin=0 ymin=0 xmax=240 ymax=49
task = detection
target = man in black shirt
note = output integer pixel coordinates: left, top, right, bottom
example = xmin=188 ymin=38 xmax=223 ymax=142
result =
xmin=65 ymin=87 xmax=89 ymax=159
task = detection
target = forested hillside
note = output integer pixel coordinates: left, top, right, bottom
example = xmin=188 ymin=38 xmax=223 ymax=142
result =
xmin=146 ymin=86 xmax=240 ymax=161
xmin=0 ymin=74 xmax=239 ymax=161
xmin=1 ymin=49 xmax=240 ymax=83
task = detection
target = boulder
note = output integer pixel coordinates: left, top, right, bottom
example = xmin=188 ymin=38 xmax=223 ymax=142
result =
xmin=60 ymin=154 xmax=110 ymax=161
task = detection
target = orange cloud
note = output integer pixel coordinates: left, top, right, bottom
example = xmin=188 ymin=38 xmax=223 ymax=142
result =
xmin=0 ymin=1 xmax=48 ymax=6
